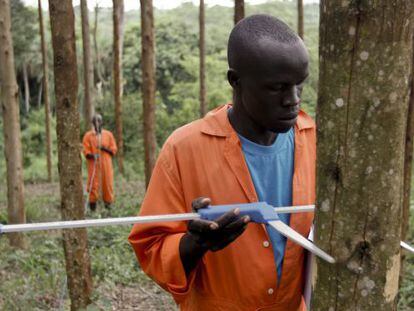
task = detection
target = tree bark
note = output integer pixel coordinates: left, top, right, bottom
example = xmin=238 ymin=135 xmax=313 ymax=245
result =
xmin=312 ymin=2 xmax=414 ymax=310
xmin=234 ymin=0 xmax=244 ymax=24
xmin=38 ymin=0 xmax=52 ymax=182
xmin=93 ymin=3 xmax=104 ymax=95
xmin=48 ymin=1 xmax=92 ymax=309
xmin=140 ymin=0 xmax=157 ymax=187
xmin=400 ymin=31 xmax=414 ymax=286
xmin=0 ymin=0 xmax=26 ymax=249
xmin=113 ymin=0 xmax=124 ymax=174
xmin=80 ymin=0 xmax=94 ymax=125
xmin=23 ymin=61 xmax=30 ymax=114
xmin=199 ymin=0 xmax=206 ymax=117
xmin=297 ymin=0 xmax=304 ymax=39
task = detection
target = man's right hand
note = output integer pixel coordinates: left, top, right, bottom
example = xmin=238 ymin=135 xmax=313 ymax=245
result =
xmin=86 ymin=153 xmax=100 ymax=160
xmin=179 ymin=197 xmax=250 ymax=276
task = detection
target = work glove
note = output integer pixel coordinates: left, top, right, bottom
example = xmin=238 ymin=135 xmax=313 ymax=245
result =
xmin=186 ymin=197 xmax=250 ymax=252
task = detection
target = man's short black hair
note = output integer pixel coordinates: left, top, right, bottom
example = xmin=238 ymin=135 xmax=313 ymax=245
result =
xmin=227 ymin=14 xmax=300 ymax=70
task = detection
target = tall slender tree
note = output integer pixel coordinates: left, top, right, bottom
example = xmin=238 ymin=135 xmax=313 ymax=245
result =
xmin=297 ymin=0 xmax=304 ymax=39
xmin=93 ymin=3 xmax=104 ymax=95
xmin=48 ymin=0 xmax=92 ymax=309
xmin=312 ymin=1 xmax=414 ymax=310
xmin=0 ymin=0 xmax=26 ymax=249
xmin=22 ymin=61 xmax=30 ymax=113
xmin=113 ymin=0 xmax=124 ymax=174
xmin=80 ymin=0 xmax=94 ymax=125
xmin=140 ymin=0 xmax=157 ymax=187
xmin=234 ymin=0 xmax=244 ymax=24
xmin=199 ymin=0 xmax=206 ymax=117
xmin=38 ymin=0 xmax=52 ymax=182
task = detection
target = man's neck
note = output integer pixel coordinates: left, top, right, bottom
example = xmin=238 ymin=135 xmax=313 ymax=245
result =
xmin=228 ymin=104 xmax=277 ymax=146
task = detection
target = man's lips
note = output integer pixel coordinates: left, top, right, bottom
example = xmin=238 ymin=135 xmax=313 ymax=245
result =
xmin=279 ymin=112 xmax=299 ymax=121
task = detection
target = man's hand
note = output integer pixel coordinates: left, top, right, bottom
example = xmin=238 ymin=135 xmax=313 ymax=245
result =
xmin=179 ymin=197 xmax=250 ymax=276
xmin=99 ymin=146 xmax=114 ymax=156
xmin=86 ymin=153 xmax=100 ymax=160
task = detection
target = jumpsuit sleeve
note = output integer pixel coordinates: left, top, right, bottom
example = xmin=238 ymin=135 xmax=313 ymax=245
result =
xmin=82 ymin=133 xmax=93 ymax=157
xmin=128 ymin=141 xmax=196 ymax=304
xmin=108 ymin=131 xmax=118 ymax=155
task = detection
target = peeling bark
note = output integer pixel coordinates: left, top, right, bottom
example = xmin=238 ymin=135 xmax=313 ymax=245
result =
xmin=140 ymin=0 xmax=157 ymax=187
xmin=0 ymin=0 xmax=26 ymax=249
xmin=48 ymin=0 xmax=92 ymax=309
xmin=312 ymin=1 xmax=414 ymax=310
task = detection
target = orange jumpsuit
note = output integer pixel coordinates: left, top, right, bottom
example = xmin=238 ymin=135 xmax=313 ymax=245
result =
xmin=128 ymin=105 xmax=315 ymax=311
xmin=82 ymin=129 xmax=117 ymax=204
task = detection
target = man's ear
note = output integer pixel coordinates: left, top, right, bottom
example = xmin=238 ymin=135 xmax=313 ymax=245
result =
xmin=227 ymin=69 xmax=240 ymax=89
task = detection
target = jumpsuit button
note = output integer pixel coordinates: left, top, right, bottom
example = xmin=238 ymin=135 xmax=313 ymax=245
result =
xmin=268 ymin=288 xmax=274 ymax=295
xmin=263 ymin=241 xmax=270 ymax=248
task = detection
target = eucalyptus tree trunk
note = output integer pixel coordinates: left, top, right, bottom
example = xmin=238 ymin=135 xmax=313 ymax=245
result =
xmin=400 ymin=32 xmax=414 ymax=286
xmin=312 ymin=1 xmax=414 ymax=310
xmin=80 ymin=0 xmax=94 ymax=125
xmin=0 ymin=0 xmax=26 ymax=249
xmin=297 ymin=0 xmax=304 ymax=39
xmin=113 ymin=0 xmax=124 ymax=174
xmin=23 ymin=62 xmax=30 ymax=114
xmin=38 ymin=0 xmax=52 ymax=182
xmin=140 ymin=0 xmax=156 ymax=187
xmin=48 ymin=1 xmax=92 ymax=309
xmin=93 ymin=3 xmax=104 ymax=96
xmin=199 ymin=0 xmax=206 ymax=117
xmin=234 ymin=0 xmax=244 ymax=24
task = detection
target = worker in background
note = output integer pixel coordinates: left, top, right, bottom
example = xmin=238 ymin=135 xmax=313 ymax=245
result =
xmin=82 ymin=114 xmax=117 ymax=211
xmin=129 ymin=15 xmax=314 ymax=310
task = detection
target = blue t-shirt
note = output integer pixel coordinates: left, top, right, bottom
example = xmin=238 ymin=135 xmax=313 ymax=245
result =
xmin=238 ymin=128 xmax=294 ymax=281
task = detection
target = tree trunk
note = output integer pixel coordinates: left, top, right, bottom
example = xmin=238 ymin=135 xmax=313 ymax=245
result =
xmin=113 ymin=0 xmax=124 ymax=174
xmin=140 ymin=0 xmax=157 ymax=187
xmin=234 ymin=0 xmax=244 ymax=24
xmin=48 ymin=1 xmax=92 ymax=309
xmin=400 ymin=31 xmax=414 ymax=286
xmin=297 ymin=0 xmax=304 ymax=39
xmin=0 ymin=0 xmax=26 ymax=249
xmin=38 ymin=0 xmax=52 ymax=182
xmin=80 ymin=0 xmax=94 ymax=125
xmin=93 ymin=3 xmax=104 ymax=97
xmin=23 ymin=62 xmax=30 ymax=114
xmin=312 ymin=2 xmax=414 ymax=310
xmin=199 ymin=0 xmax=206 ymax=117
xmin=37 ymin=79 xmax=43 ymax=108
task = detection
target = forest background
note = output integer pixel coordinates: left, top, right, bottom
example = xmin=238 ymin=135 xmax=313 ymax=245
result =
xmin=0 ymin=0 xmax=412 ymax=310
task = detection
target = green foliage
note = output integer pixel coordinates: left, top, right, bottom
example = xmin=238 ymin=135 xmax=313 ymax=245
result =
xmin=20 ymin=109 xmax=58 ymax=182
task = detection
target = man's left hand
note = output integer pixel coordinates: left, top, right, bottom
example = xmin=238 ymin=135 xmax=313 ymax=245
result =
xmin=99 ymin=146 xmax=114 ymax=156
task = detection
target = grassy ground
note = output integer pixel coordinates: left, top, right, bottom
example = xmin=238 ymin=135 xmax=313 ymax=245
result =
xmin=0 ymin=179 xmax=413 ymax=310
xmin=0 ymin=179 xmax=177 ymax=310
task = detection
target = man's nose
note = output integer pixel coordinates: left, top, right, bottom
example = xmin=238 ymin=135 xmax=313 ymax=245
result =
xmin=282 ymin=85 xmax=300 ymax=107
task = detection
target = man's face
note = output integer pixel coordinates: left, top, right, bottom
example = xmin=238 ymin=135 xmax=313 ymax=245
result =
xmin=93 ymin=116 xmax=103 ymax=133
xmin=237 ymin=39 xmax=309 ymax=133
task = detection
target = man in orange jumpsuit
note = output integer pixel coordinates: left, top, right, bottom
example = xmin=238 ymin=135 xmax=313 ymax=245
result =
xmin=83 ymin=114 xmax=117 ymax=211
xmin=129 ymin=15 xmax=314 ymax=310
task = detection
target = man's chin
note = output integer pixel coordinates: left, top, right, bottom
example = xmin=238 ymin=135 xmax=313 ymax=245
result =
xmin=269 ymin=118 xmax=297 ymax=133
